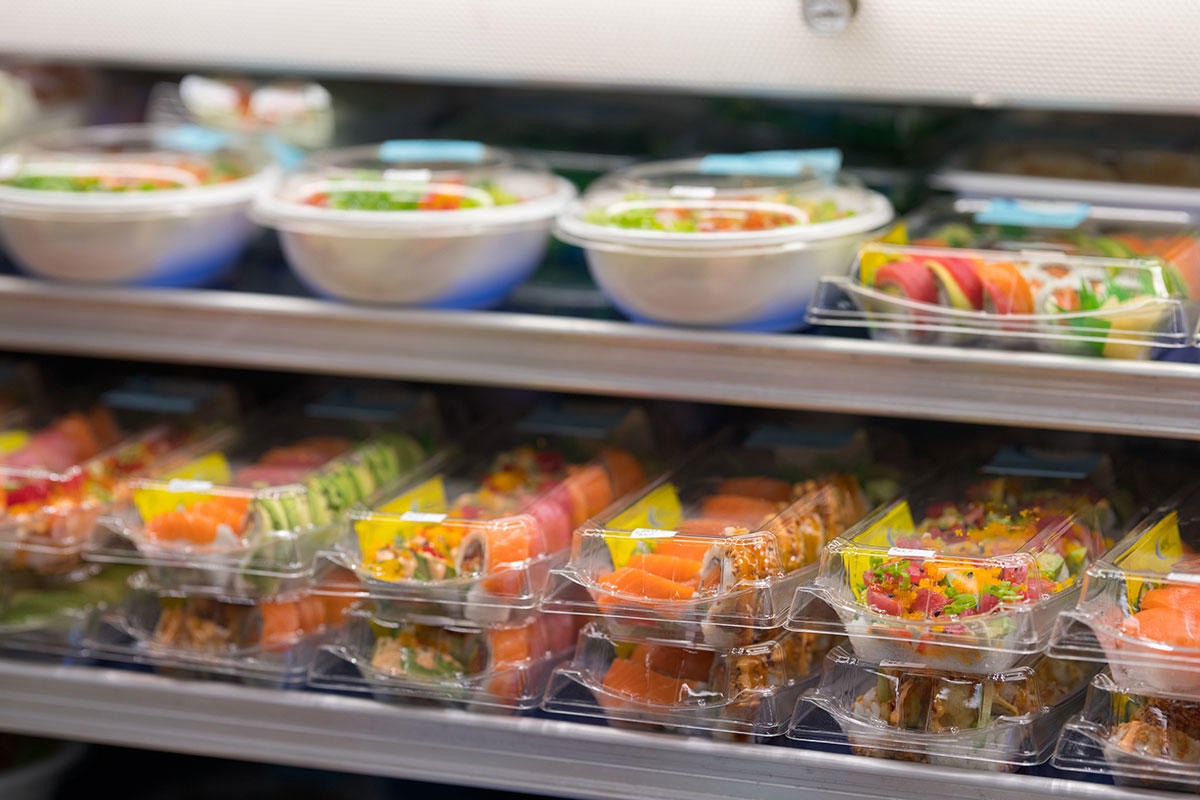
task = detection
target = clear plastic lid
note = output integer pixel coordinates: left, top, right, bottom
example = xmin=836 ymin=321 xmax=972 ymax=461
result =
xmin=1051 ymin=486 xmax=1200 ymax=699
xmin=974 ymin=141 xmax=1200 ymax=188
xmin=90 ymin=388 xmax=445 ymax=599
xmin=899 ymin=198 xmax=1200 ymax=299
xmin=1 ymin=379 xmax=238 ymax=577
xmin=308 ymin=609 xmax=580 ymax=712
xmin=790 ymin=645 xmax=1096 ymax=771
xmin=177 ymin=75 xmax=334 ymax=148
xmin=541 ymin=426 xmax=874 ymax=647
xmin=789 ymin=450 xmax=1118 ymax=673
xmin=542 ymin=622 xmax=838 ymax=737
xmin=556 ymin=152 xmax=894 ymax=253
xmin=1055 ymin=671 xmax=1200 ymax=792
xmin=809 ymin=241 xmax=1191 ymax=359
xmin=254 ymin=141 xmax=576 ymax=236
xmin=316 ymin=413 xmax=653 ymax=627
xmin=0 ymin=124 xmax=275 ymax=217
xmin=0 ymin=563 xmax=135 ymax=657
xmin=85 ymin=569 xmax=352 ymax=687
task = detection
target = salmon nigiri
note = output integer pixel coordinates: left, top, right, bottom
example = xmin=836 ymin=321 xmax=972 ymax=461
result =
xmin=700 ymin=494 xmax=778 ymax=526
xmin=1139 ymin=585 xmax=1200 ymax=613
xmin=597 ymin=567 xmax=696 ymax=603
xmin=602 ymin=657 xmax=694 ymax=705
xmin=625 ymin=552 xmax=702 ymax=584
xmin=632 ymin=642 xmax=714 ymax=684
xmin=1121 ymin=607 xmax=1200 ymax=648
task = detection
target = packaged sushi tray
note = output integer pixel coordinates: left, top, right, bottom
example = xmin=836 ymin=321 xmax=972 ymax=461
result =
xmin=0 ymin=377 xmax=237 ymax=577
xmin=0 ymin=123 xmax=275 ymax=286
xmin=0 ymin=563 xmax=136 ymax=658
xmin=932 ymin=139 xmax=1200 ymax=217
xmin=554 ymin=150 xmax=893 ymax=331
xmin=308 ymin=608 xmax=581 ymax=712
xmin=253 ymin=140 xmax=575 ymax=308
xmin=541 ymin=622 xmax=839 ymax=739
xmin=790 ymin=645 xmax=1096 ymax=772
xmin=807 ymin=198 xmax=1200 ymax=359
xmin=84 ymin=569 xmax=353 ymax=688
xmin=787 ymin=448 xmax=1119 ymax=673
xmin=540 ymin=424 xmax=877 ymax=647
xmin=1050 ymin=486 xmax=1200 ymax=699
xmin=315 ymin=404 xmax=654 ymax=627
xmin=1055 ymin=671 xmax=1200 ymax=792
xmin=88 ymin=387 xmax=446 ymax=599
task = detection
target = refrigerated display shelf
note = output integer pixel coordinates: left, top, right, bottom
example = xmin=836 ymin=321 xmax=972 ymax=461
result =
xmin=0 ymin=275 xmax=1197 ymax=439
xmin=4 ymin=0 xmax=1200 ymax=113
xmin=0 ymin=659 xmax=1175 ymax=800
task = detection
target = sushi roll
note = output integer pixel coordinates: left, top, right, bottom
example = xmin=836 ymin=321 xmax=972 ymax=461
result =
xmin=977 ymin=261 xmax=1034 ymax=315
xmin=456 ymin=515 xmax=546 ymax=622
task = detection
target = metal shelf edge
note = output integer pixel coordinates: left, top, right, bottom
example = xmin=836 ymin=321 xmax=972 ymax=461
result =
xmin=0 ymin=660 xmax=1176 ymax=800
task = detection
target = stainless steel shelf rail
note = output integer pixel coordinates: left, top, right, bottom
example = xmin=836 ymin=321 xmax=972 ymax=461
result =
xmin=0 ymin=276 xmax=1197 ymax=439
xmin=0 ymin=660 xmax=1176 ymax=800
xmin=0 ymin=275 xmax=1195 ymax=438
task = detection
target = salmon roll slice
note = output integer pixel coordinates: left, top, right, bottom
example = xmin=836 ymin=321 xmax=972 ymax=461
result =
xmin=525 ymin=492 xmax=573 ymax=553
xmin=600 ymin=448 xmax=645 ymax=498
xmin=456 ymin=515 xmax=543 ymax=598
xmin=717 ymin=476 xmax=792 ymax=503
xmin=565 ymin=464 xmax=615 ymax=526
xmin=259 ymin=599 xmax=304 ymax=652
xmin=632 ymin=642 xmax=715 ymax=684
xmin=625 ymin=552 xmax=703 ymax=584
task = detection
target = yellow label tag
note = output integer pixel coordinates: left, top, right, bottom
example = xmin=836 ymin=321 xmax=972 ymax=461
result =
xmin=842 ymin=500 xmax=915 ymax=601
xmin=0 ymin=429 xmax=29 ymax=456
xmin=602 ymin=483 xmax=683 ymax=567
xmin=357 ymin=476 xmax=448 ymax=559
xmin=1115 ymin=511 xmax=1183 ymax=606
xmin=131 ymin=452 xmax=232 ymax=521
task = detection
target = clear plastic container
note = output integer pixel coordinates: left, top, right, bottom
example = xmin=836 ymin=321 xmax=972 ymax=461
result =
xmin=253 ymin=141 xmax=576 ymax=308
xmin=810 ymin=242 xmax=1190 ymax=359
xmin=1051 ymin=486 xmax=1200 ymax=699
xmin=0 ymin=124 xmax=275 ymax=286
xmin=1 ymin=379 xmax=237 ymax=577
xmin=555 ymin=152 xmax=894 ymax=331
xmin=316 ymin=418 xmax=652 ymax=627
xmin=788 ymin=452 xmax=1118 ymax=673
xmin=308 ymin=609 xmax=580 ymax=712
xmin=1055 ymin=672 xmax=1200 ymax=792
xmin=85 ymin=569 xmax=350 ymax=688
xmin=542 ymin=622 xmax=838 ymax=737
xmin=541 ymin=427 xmax=873 ymax=647
xmin=790 ymin=645 xmax=1096 ymax=771
xmin=0 ymin=563 xmax=136 ymax=658
xmin=932 ymin=140 xmax=1200 ymax=219
xmin=89 ymin=388 xmax=445 ymax=599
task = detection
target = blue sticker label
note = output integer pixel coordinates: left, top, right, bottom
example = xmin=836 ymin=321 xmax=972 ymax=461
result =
xmin=305 ymin=386 xmax=421 ymax=424
xmin=101 ymin=377 xmax=222 ymax=416
xmin=982 ymin=447 xmax=1102 ymax=479
xmin=157 ymin=125 xmax=232 ymax=153
xmin=974 ymin=199 xmax=1091 ymax=229
xmin=516 ymin=404 xmax=630 ymax=439
xmin=743 ymin=424 xmax=859 ymax=452
xmin=699 ymin=149 xmax=843 ymax=178
xmin=379 ymin=140 xmax=485 ymax=164
xmin=262 ymin=134 xmax=306 ymax=169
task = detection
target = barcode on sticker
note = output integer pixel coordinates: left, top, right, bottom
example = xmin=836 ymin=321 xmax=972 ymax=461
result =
xmin=166 ymin=479 xmax=214 ymax=493
xmin=400 ymin=511 xmax=447 ymax=523
xmin=631 ymin=528 xmax=678 ymax=539
xmin=887 ymin=547 xmax=935 ymax=559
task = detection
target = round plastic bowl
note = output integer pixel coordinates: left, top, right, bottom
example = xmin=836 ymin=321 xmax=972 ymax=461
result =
xmin=0 ymin=124 xmax=274 ymax=286
xmin=254 ymin=143 xmax=576 ymax=308
xmin=557 ymin=158 xmax=893 ymax=331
